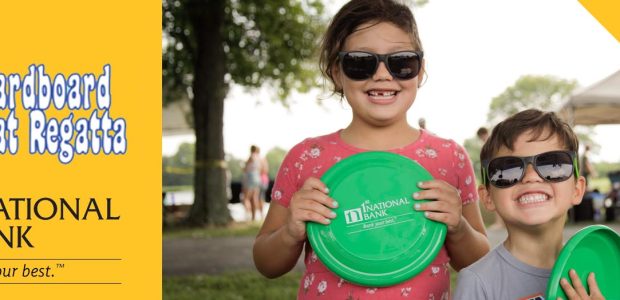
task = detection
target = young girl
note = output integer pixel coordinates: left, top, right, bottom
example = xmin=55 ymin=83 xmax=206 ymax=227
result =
xmin=253 ymin=0 xmax=490 ymax=298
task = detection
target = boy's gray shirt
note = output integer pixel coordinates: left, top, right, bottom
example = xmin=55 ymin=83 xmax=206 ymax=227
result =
xmin=453 ymin=243 xmax=551 ymax=300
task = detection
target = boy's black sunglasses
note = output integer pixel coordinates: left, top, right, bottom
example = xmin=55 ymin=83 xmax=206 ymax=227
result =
xmin=481 ymin=150 xmax=580 ymax=188
xmin=338 ymin=51 xmax=423 ymax=81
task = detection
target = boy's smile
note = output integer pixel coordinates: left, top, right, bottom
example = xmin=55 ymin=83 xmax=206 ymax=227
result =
xmin=480 ymin=129 xmax=585 ymax=227
xmin=515 ymin=191 xmax=549 ymax=207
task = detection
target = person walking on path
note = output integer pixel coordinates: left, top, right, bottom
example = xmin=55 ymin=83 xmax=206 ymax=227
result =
xmin=242 ymin=145 xmax=264 ymax=221
xmin=581 ymin=144 xmax=597 ymax=188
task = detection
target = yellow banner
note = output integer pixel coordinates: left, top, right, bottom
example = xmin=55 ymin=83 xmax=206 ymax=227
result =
xmin=0 ymin=1 xmax=161 ymax=298
xmin=580 ymin=0 xmax=620 ymax=43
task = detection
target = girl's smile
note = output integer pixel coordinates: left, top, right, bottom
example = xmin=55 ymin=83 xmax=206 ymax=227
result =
xmin=334 ymin=22 xmax=423 ymax=127
xmin=366 ymin=88 xmax=400 ymax=104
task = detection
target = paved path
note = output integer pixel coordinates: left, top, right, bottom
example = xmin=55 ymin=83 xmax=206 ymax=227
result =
xmin=163 ymin=235 xmax=282 ymax=276
xmin=163 ymin=222 xmax=620 ymax=276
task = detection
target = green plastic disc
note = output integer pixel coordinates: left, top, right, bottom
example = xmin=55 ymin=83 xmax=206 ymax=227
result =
xmin=307 ymin=151 xmax=446 ymax=287
xmin=546 ymin=225 xmax=620 ymax=299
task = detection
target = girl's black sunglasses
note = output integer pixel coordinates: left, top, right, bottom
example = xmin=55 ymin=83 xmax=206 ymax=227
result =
xmin=482 ymin=150 xmax=580 ymax=188
xmin=338 ymin=51 xmax=423 ymax=81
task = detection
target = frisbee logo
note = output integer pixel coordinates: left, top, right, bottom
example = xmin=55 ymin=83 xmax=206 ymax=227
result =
xmin=344 ymin=197 xmax=411 ymax=225
xmin=344 ymin=208 xmax=363 ymax=224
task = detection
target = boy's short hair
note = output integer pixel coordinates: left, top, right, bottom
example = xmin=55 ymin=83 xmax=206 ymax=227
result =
xmin=480 ymin=109 xmax=579 ymax=175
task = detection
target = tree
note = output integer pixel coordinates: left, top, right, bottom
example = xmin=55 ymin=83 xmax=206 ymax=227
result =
xmin=486 ymin=75 xmax=598 ymax=148
xmin=463 ymin=136 xmax=484 ymax=183
xmin=162 ymin=0 xmax=326 ymax=226
xmin=466 ymin=75 xmax=580 ymax=183
xmin=487 ymin=75 xmax=577 ymax=124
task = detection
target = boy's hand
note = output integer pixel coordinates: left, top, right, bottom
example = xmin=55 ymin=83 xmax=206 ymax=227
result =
xmin=413 ymin=180 xmax=463 ymax=233
xmin=560 ymin=269 xmax=605 ymax=300
xmin=285 ymin=177 xmax=338 ymax=243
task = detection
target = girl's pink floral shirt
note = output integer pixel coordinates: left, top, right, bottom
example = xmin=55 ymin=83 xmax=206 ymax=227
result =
xmin=272 ymin=130 xmax=477 ymax=300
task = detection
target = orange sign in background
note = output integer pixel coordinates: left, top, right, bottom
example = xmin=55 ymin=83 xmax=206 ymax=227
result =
xmin=0 ymin=1 xmax=160 ymax=298
xmin=579 ymin=0 xmax=620 ymax=43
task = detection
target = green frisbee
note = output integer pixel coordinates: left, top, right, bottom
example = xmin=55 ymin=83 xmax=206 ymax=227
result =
xmin=307 ymin=151 xmax=446 ymax=287
xmin=546 ymin=225 xmax=620 ymax=299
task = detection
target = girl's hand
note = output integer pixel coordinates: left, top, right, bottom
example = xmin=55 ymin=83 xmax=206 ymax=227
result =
xmin=285 ymin=177 xmax=338 ymax=243
xmin=413 ymin=180 xmax=463 ymax=233
xmin=560 ymin=269 xmax=605 ymax=300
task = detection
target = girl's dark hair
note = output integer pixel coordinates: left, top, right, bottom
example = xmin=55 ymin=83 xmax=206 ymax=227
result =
xmin=480 ymin=109 xmax=580 ymax=176
xmin=319 ymin=0 xmax=423 ymax=96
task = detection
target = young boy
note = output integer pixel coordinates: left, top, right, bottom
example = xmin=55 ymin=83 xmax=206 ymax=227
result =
xmin=454 ymin=109 xmax=604 ymax=300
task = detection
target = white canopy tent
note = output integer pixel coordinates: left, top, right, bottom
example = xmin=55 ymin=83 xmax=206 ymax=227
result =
xmin=559 ymin=70 xmax=620 ymax=126
xmin=163 ymin=100 xmax=193 ymax=136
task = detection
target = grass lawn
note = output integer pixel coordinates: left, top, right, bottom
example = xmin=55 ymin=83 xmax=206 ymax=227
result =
xmin=164 ymin=270 xmax=459 ymax=299
xmin=163 ymin=221 xmax=460 ymax=299
xmin=164 ymin=271 xmax=302 ymax=300
xmin=163 ymin=173 xmax=617 ymax=299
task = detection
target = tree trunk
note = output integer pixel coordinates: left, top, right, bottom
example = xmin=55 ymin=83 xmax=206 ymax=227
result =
xmin=186 ymin=0 xmax=231 ymax=226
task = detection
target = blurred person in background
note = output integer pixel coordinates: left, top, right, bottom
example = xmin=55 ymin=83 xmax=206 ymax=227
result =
xmin=580 ymin=144 xmax=597 ymax=188
xmin=243 ymin=145 xmax=264 ymax=221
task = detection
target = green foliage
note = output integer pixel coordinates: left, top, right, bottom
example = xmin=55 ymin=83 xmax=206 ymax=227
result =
xmin=484 ymin=75 xmax=602 ymax=152
xmin=487 ymin=75 xmax=577 ymax=124
xmin=163 ymin=142 xmax=195 ymax=187
xmin=172 ymin=143 xmax=195 ymax=166
xmin=265 ymin=147 xmax=287 ymax=179
xmin=162 ymin=0 xmax=195 ymax=106
xmin=594 ymin=161 xmax=620 ymax=178
xmin=160 ymin=141 xmax=293 ymax=192
xmin=227 ymin=155 xmax=245 ymax=182
xmin=398 ymin=0 xmax=429 ymax=7
xmin=163 ymin=271 xmax=302 ymax=300
xmin=162 ymin=142 xmax=255 ymax=185
xmin=162 ymin=0 xmax=326 ymax=106
xmin=589 ymin=176 xmax=612 ymax=194
xmin=463 ymin=136 xmax=484 ymax=182
xmin=226 ymin=1 xmax=326 ymax=100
